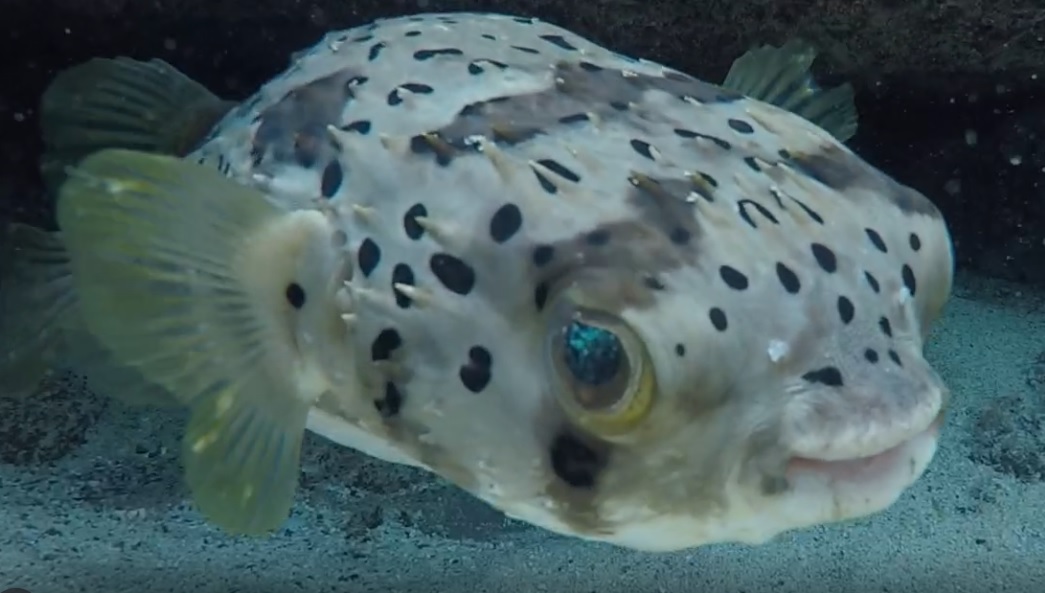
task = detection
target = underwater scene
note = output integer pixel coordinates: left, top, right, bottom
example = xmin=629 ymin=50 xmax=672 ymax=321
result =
xmin=0 ymin=1 xmax=1043 ymax=592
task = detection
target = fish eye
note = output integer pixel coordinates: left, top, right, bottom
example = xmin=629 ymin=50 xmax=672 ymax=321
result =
xmin=547 ymin=307 xmax=656 ymax=437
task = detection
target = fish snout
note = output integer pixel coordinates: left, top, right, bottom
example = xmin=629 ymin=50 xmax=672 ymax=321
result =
xmin=779 ymin=363 xmax=948 ymax=466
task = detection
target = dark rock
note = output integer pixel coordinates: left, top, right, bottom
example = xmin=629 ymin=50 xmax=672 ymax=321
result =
xmin=0 ymin=372 xmax=108 ymax=465
xmin=968 ymin=389 xmax=1045 ymax=483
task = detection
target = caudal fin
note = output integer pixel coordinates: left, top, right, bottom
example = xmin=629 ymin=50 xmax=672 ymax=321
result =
xmin=0 ymin=223 xmax=178 ymax=406
xmin=0 ymin=224 xmax=79 ymax=398
xmin=723 ymin=39 xmax=858 ymax=142
xmin=56 ymin=148 xmax=337 ymax=535
xmin=40 ymin=57 xmax=235 ymax=195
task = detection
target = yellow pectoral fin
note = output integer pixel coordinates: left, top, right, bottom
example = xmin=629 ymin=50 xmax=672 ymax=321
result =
xmin=57 ymin=148 xmax=330 ymax=535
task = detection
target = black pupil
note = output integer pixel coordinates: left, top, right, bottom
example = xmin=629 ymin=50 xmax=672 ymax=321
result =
xmin=562 ymin=321 xmax=622 ymax=386
xmin=285 ymin=282 xmax=306 ymax=309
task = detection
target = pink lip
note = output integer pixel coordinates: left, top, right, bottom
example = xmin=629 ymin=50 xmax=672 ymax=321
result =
xmin=786 ymin=414 xmax=945 ymax=482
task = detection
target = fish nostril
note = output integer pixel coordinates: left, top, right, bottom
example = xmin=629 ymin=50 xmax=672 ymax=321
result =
xmin=801 ymin=366 xmax=844 ymax=387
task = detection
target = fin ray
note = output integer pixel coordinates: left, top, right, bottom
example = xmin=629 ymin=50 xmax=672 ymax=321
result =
xmin=0 ymin=223 xmax=181 ymax=406
xmin=40 ymin=57 xmax=235 ymax=195
xmin=57 ymin=148 xmax=325 ymax=535
xmin=723 ymin=39 xmax=858 ymax=142
xmin=0 ymin=224 xmax=78 ymax=397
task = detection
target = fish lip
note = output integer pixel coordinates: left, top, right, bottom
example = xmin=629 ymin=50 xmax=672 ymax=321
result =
xmin=785 ymin=409 xmax=945 ymax=477
xmin=781 ymin=380 xmax=950 ymax=463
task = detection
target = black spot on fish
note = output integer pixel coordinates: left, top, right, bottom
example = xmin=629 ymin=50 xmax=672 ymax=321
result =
xmin=392 ymin=264 xmax=416 ymax=308
xmin=879 ymin=316 xmax=893 ymax=338
xmin=532 ymin=245 xmax=554 ymax=267
xmin=909 ymin=233 xmax=922 ymax=251
xmin=738 ymin=199 xmax=779 ymax=228
xmin=374 ymin=382 xmax=403 ymax=417
xmin=458 ymin=345 xmax=493 ymax=393
xmin=673 ymin=128 xmax=731 ymax=150
xmin=865 ymin=228 xmax=888 ymax=253
xmin=285 ymin=283 xmax=306 ymax=309
xmin=430 ymin=253 xmax=476 ymax=295
xmin=370 ymin=328 xmax=402 ymax=361
xmin=888 ymin=350 xmax=903 ymax=366
xmin=727 ymin=118 xmax=755 ymax=134
xmin=558 ymin=113 xmax=589 ymax=124
xmin=549 ymin=431 xmax=604 ymax=489
xmin=413 ymin=48 xmax=465 ymax=60
xmin=368 ymin=42 xmax=387 ymax=61
xmin=802 ymin=367 xmax=844 ymax=387
xmin=341 ymin=120 xmax=372 ymax=134
xmin=387 ymin=83 xmax=434 ymax=106
xmin=320 ymin=160 xmax=344 ymax=199
xmin=489 ymin=203 xmax=523 ymax=244
xmin=719 ymin=266 xmax=749 ymax=290
xmin=776 ymin=262 xmax=801 ymax=294
xmin=358 ymin=238 xmax=381 ymax=277
xmin=534 ymin=282 xmax=549 ymax=311
xmin=536 ymin=158 xmax=581 ymax=183
xmin=533 ymin=169 xmax=558 ymax=194
xmin=467 ymin=59 xmax=509 ymax=75
xmin=630 ymin=139 xmax=656 ymax=160
xmin=837 ymin=295 xmax=855 ymax=324
xmin=865 ymin=271 xmax=881 ymax=293
xmin=708 ymin=307 xmax=728 ymax=331
xmin=403 ymin=203 xmax=427 ymax=240
xmin=901 ymin=264 xmax=918 ymax=296
xmin=811 ymin=243 xmax=837 ymax=273
xmin=789 ymin=196 xmax=825 ymax=224
xmin=540 ymin=34 xmax=578 ymax=50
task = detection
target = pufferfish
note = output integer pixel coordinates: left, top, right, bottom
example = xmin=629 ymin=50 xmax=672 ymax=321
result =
xmin=0 ymin=12 xmax=954 ymax=552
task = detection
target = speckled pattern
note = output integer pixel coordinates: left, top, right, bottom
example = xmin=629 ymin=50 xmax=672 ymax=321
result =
xmin=1 ymin=272 xmax=1044 ymax=591
xmin=44 ymin=11 xmax=955 ymax=551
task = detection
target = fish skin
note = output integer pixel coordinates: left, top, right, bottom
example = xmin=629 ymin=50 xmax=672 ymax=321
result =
xmin=57 ymin=12 xmax=953 ymax=551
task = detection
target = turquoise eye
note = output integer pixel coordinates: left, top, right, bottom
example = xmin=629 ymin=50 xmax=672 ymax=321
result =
xmin=548 ymin=306 xmax=654 ymax=434
xmin=562 ymin=321 xmax=623 ymax=386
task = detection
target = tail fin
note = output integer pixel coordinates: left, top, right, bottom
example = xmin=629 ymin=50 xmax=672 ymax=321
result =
xmin=56 ymin=148 xmax=337 ymax=535
xmin=0 ymin=223 xmax=178 ymax=406
xmin=40 ymin=57 xmax=235 ymax=195
xmin=722 ymin=39 xmax=858 ymax=143
xmin=0 ymin=224 xmax=79 ymax=398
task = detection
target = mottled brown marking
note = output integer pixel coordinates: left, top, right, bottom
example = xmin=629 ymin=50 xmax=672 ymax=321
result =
xmin=413 ymin=60 xmax=743 ymax=168
xmin=627 ymin=174 xmax=705 ymax=252
xmin=251 ymin=67 xmax=364 ymax=170
xmin=523 ymin=172 xmax=709 ymax=315
xmin=534 ymin=222 xmax=689 ymax=314
xmin=787 ymin=145 xmax=942 ymax=217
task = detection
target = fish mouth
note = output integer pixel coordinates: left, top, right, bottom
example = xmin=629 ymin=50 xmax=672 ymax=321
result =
xmin=785 ymin=410 xmax=945 ymax=486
